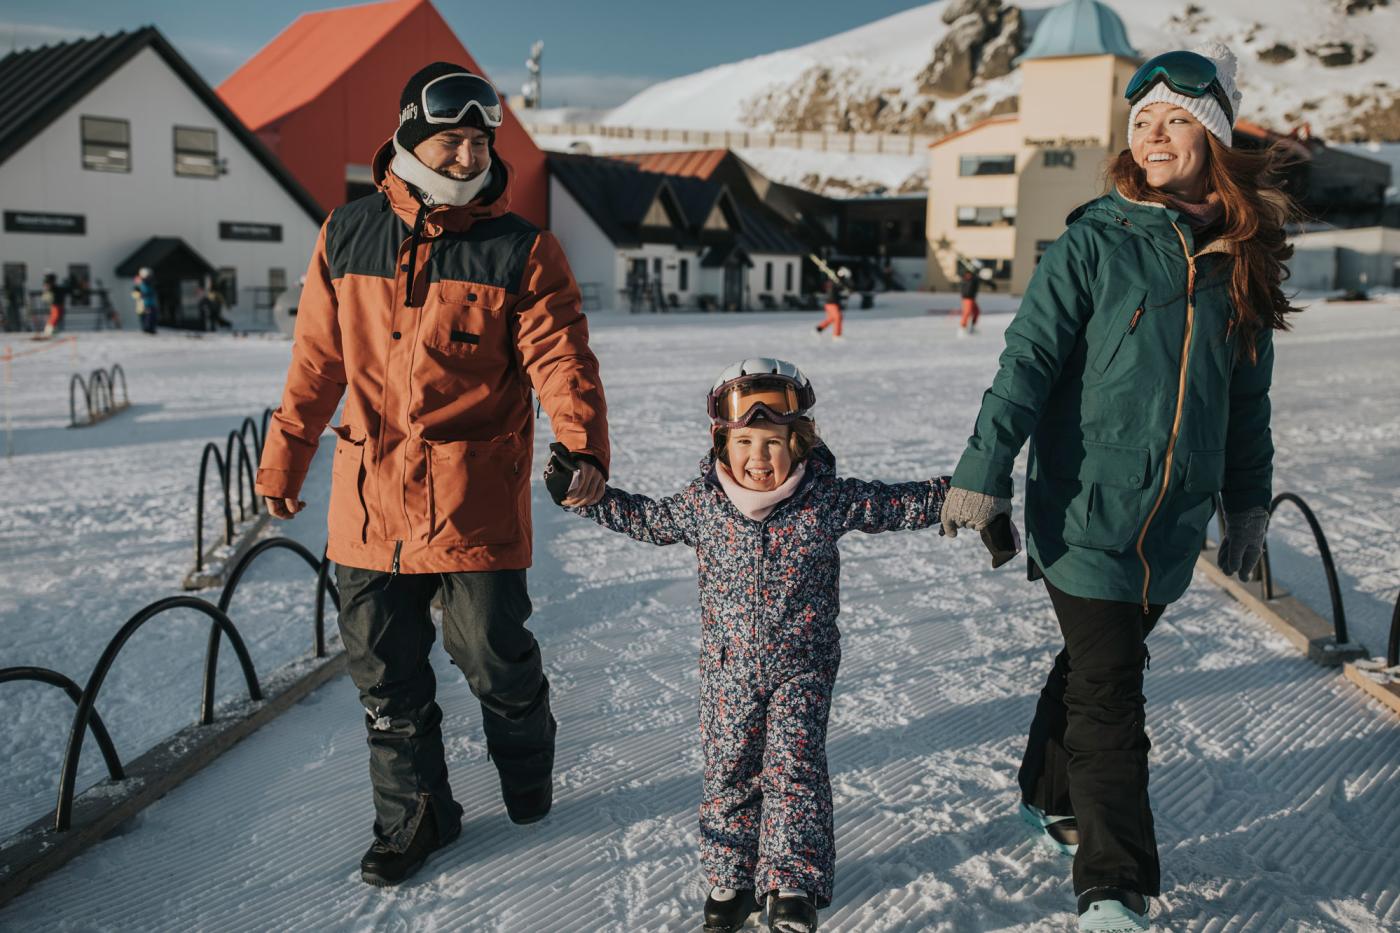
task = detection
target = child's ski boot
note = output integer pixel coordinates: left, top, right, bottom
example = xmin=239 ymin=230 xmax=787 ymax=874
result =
xmin=1020 ymin=801 xmax=1079 ymax=855
xmin=766 ymin=889 xmax=818 ymax=932
xmin=1078 ymin=887 xmax=1150 ymax=932
xmin=703 ymin=886 xmax=760 ymax=932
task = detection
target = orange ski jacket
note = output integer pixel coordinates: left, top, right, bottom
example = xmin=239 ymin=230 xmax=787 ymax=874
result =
xmin=255 ymin=139 xmax=609 ymax=574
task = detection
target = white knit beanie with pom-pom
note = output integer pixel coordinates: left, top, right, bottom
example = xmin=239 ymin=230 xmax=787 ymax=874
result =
xmin=1128 ymin=42 xmax=1242 ymax=148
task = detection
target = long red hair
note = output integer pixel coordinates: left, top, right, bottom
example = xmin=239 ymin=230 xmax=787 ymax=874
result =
xmin=1108 ymin=135 xmax=1300 ymax=361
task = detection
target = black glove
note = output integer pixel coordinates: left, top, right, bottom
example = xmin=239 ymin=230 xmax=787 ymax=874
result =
xmin=543 ymin=442 xmax=579 ymax=506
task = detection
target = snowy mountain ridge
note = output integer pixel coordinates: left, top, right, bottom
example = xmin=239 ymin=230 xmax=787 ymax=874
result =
xmin=604 ymin=0 xmax=1400 ymax=143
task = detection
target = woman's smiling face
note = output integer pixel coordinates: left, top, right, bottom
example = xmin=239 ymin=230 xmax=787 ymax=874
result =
xmin=1130 ymin=102 xmax=1211 ymax=200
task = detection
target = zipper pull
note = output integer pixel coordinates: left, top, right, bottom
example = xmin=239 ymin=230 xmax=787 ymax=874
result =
xmin=389 ymin=540 xmax=403 ymax=580
xmin=1128 ymin=307 xmax=1144 ymax=334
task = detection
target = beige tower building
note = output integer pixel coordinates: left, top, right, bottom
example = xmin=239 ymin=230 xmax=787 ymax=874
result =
xmin=925 ymin=0 xmax=1139 ymax=294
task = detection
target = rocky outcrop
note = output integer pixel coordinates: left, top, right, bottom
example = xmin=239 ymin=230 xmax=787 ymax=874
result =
xmin=1257 ymin=43 xmax=1297 ymax=63
xmin=1306 ymin=40 xmax=1374 ymax=66
xmin=916 ymin=0 xmax=1024 ymax=98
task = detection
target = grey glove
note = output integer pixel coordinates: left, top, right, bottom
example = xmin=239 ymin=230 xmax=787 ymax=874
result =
xmin=1217 ymin=506 xmax=1270 ymax=581
xmin=939 ymin=486 xmax=1011 ymax=538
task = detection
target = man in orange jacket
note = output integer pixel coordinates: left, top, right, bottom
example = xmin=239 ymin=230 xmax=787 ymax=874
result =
xmin=255 ymin=63 xmax=609 ymax=886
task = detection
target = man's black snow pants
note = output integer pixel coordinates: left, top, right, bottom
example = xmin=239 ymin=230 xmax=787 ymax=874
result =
xmin=336 ymin=564 xmax=556 ymax=851
xmin=1018 ymin=578 xmax=1165 ymax=897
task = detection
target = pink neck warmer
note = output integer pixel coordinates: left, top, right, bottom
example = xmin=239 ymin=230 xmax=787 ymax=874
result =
xmin=1167 ymin=191 xmax=1224 ymax=230
xmin=715 ymin=461 xmax=807 ymax=521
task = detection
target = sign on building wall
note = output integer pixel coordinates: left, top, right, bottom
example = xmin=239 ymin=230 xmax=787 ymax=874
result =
xmin=218 ymin=221 xmax=283 ymax=242
xmin=4 ymin=211 xmax=86 ymax=235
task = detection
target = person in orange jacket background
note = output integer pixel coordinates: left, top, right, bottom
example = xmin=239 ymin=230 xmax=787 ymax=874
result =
xmin=255 ymin=62 xmax=610 ymax=887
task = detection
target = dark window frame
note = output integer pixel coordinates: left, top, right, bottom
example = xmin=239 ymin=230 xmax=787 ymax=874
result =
xmin=81 ymin=115 xmax=131 ymax=174
xmin=173 ymin=125 xmax=220 ymax=179
xmin=958 ymin=154 xmax=1016 ymax=177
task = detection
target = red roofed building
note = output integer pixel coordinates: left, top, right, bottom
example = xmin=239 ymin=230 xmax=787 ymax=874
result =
xmin=218 ymin=0 xmax=547 ymax=226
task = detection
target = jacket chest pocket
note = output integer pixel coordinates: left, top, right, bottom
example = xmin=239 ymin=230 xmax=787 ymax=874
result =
xmin=427 ymin=281 xmax=510 ymax=360
xmin=1089 ymin=287 xmax=1149 ymax=377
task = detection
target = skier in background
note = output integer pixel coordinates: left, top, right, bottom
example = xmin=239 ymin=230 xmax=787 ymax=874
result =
xmin=133 ymin=268 xmax=158 ymax=334
xmin=814 ymin=267 xmax=850 ymax=339
xmin=40 ymin=271 xmax=66 ymax=337
xmin=958 ymin=263 xmax=994 ymax=336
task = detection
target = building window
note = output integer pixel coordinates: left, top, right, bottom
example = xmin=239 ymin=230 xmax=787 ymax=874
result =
xmin=764 ymin=261 xmax=774 ymax=291
xmin=174 ymin=126 xmax=219 ymax=178
xmin=81 ymin=116 xmax=131 ymax=173
xmin=269 ymin=267 xmax=287 ymax=296
xmin=218 ymin=267 xmax=238 ymax=306
xmin=956 ymin=206 xmax=1017 ymax=227
xmin=678 ymin=258 xmax=689 ymax=291
xmin=976 ymin=258 xmax=1012 ymax=280
xmin=909 ymin=216 xmax=925 ymax=241
xmin=785 ymin=262 xmax=794 ymax=292
xmin=959 ymin=154 xmax=1016 ymax=176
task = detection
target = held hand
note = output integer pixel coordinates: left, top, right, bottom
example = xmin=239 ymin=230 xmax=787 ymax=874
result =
xmin=562 ymin=461 xmax=605 ymax=507
xmin=1216 ymin=506 xmax=1269 ymax=582
xmin=264 ymin=496 xmax=306 ymax=520
xmin=939 ymin=486 xmax=1011 ymax=538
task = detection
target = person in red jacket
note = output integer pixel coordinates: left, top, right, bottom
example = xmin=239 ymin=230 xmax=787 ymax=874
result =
xmin=255 ymin=63 xmax=610 ymax=886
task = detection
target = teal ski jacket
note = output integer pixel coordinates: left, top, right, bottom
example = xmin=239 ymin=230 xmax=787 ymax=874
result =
xmin=950 ymin=188 xmax=1275 ymax=608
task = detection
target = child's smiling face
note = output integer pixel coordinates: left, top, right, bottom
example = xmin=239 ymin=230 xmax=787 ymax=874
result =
xmin=726 ymin=422 xmax=793 ymax=491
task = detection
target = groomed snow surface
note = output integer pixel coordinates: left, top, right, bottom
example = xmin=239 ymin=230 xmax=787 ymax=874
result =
xmin=2 ymin=296 xmax=1398 ymax=930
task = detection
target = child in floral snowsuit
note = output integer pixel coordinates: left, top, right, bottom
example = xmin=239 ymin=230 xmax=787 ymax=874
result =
xmin=561 ymin=359 xmax=948 ymax=933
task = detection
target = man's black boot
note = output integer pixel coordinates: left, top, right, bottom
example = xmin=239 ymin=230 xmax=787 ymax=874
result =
xmin=704 ymin=886 xmax=760 ymax=932
xmin=359 ymin=803 xmax=461 ymax=886
xmin=502 ymin=779 xmax=553 ymax=824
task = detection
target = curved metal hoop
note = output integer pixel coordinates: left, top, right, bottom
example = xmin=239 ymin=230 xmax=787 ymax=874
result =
xmin=0 ymin=667 xmax=124 ymax=782
xmin=68 ymin=373 xmax=91 ymax=426
xmin=57 ymin=596 xmax=261 ymax=830
xmin=88 ymin=368 xmax=113 ymax=417
xmin=260 ymin=407 xmax=273 ymax=454
xmin=239 ymin=416 xmax=263 ymax=466
xmin=223 ymin=430 xmax=256 ymax=523
xmin=109 ymin=363 xmax=129 ymax=407
xmin=195 ymin=442 xmax=233 ymax=571
xmin=315 ymin=551 xmax=338 ymax=658
xmin=200 ymin=538 xmax=339 ymax=724
xmin=1260 ymin=492 xmax=1349 ymax=646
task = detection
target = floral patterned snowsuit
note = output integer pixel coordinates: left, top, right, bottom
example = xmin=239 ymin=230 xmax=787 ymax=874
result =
xmin=575 ymin=447 xmax=947 ymax=906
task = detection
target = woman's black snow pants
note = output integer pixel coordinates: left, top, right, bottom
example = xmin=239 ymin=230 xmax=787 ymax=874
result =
xmin=1018 ymin=577 xmax=1166 ymax=897
xmin=335 ymin=564 xmax=556 ymax=851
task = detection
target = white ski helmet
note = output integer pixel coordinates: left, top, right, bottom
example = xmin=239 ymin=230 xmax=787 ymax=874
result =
xmin=707 ymin=358 xmax=816 ymax=428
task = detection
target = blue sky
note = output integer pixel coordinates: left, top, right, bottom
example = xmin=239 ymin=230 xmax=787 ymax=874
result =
xmin=1 ymin=0 xmax=929 ymax=109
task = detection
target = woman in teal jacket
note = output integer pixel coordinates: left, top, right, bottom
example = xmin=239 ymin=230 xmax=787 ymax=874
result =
xmin=941 ymin=44 xmax=1298 ymax=932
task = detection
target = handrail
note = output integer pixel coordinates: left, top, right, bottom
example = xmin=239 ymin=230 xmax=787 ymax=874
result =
xmin=1388 ymin=590 xmax=1399 ymax=669
xmin=0 ymin=667 xmax=124 ymax=781
xmin=200 ymin=538 xmax=339 ymax=724
xmin=56 ymin=596 xmax=261 ymax=830
xmin=1259 ymin=492 xmax=1349 ymax=647
xmin=68 ymin=373 xmax=91 ymax=427
xmin=194 ymin=442 xmax=234 ymax=572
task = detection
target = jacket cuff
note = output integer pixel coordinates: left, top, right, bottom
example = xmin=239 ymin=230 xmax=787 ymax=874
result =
xmin=950 ymin=452 xmax=1014 ymax=499
xmin=254 ymin=468 xmax=306 ymax=499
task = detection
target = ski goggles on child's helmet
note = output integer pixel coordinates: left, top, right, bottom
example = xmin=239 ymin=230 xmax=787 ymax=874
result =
xmin=1125 ymin=50 xmax=1234 ymax=124
xmin=420 ymin=72 xmax=504 ymax=127
xmin=707 ymin=358 xmax=815 ymax=428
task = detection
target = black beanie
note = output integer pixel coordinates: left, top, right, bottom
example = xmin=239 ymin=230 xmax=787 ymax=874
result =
xmin=396 ymin=61 xmax=496 ymax=151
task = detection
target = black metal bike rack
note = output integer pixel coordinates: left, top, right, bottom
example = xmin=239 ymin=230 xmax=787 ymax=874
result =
xmin=1259 ymin=492 xmax=1350 ymax=648
xmin=195 ymin=441 xmax=234 ymax=571
xmin=199 ymin=539 xmax=339 ymax=725
xmin=191 ymin=407 xmax=274 ymax=575
xmin=55 ymin=596 xmax=262 ymax=831
xmin=0 ymin=667 xmax=124 ymax=783
xmin=1388 ymin=590 xmax=1399 ymax=669
xmin=68 ymin=363 xmax=130 ymax=427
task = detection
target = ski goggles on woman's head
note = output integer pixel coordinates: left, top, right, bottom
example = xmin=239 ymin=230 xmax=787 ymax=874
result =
xmin=421 ymin=72 xmax=504 ymax=127
xmin=708 ymin=377 xmax=813 ymax=428
xmin=1125 ymin=51 xmax=1234 ymax=124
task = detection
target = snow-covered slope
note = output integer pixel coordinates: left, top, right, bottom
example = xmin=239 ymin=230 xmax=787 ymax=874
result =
xmin=605 ymin=0 xmax=1400 ymax=142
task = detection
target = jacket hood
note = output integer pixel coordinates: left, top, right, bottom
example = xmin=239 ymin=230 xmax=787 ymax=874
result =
xmin=371 ymin=136 xmax=512 ymax=232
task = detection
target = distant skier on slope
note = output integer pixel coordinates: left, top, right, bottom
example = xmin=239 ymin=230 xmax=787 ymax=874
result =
xmin=940 ymin=43 xmax=1292 ymax=932
xmin=550 ymin=358 xmax=953 ymax=933
xmin=256 ymin=62 xmax=610 ymax=888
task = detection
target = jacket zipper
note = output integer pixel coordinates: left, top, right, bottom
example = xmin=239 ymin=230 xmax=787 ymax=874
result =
xmin=1128 ymin=307 xmax=1144 ymax=334
xmin=403 ymin=205 xmax=427 ymax=307
xmin=389 ymin=540 xmax=403 ymax=580
xmin=1134 ymin=222 xmax=1197 ymax=612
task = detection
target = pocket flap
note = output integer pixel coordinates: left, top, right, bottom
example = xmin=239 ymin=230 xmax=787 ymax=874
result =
xmin=1184 ymin=448 xmax=1226 ymax=492
xmin=439 ymin=280 xmax=509 ymax=311
xmin=330 ymin=424 xmax=366 ymax=444
xmin=1045 ymin=440 xmax=1150 ymax=489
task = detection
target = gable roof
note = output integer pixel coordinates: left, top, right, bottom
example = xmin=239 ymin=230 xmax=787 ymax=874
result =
xmin=218 ymin=0 xmax=422 ymax=131
xmin=0 ymin=27 xmax=325 ymax=224
xmin=548 ymin=152 xmax=681 ymax=247
xmin=608 ymin=149 xmax=730 ymax=181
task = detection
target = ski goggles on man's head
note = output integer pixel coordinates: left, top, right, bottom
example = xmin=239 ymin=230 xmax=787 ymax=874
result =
xmin=1125 ymin=51 xmax=1234 ymax=124
xmin=421 ymin=72 xmax=504 ymax=127
xmin=708 ymin=377 xmax=813 ymax=428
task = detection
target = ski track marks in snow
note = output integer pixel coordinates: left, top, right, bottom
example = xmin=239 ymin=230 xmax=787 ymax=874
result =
xmin=2 ymin=298 xmax=1398 ymax=931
